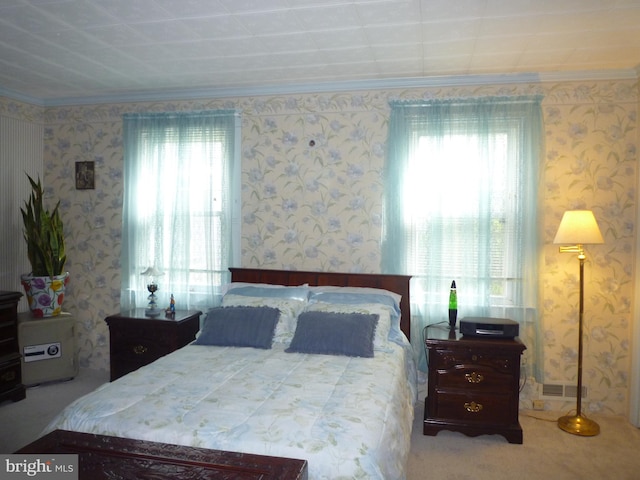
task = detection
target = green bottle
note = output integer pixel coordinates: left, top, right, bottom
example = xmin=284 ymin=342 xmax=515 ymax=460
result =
xmin=448 ymin=280 xmax=457 ymax=328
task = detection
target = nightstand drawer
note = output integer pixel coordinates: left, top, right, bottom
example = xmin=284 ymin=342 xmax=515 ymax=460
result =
xmin=0 ymin=321 xmax=18 ymax=358
xmin=431 ymin=391 xmax=516 ymax=425
xmin=431 ymin=348 xmax=516 ymax=373
xmin=111 ymin=335 xmax=168 ymax=363
xmin=0 ymin=354 xmax=22 ymax=392
xmin=435 ymin=365 xmax=514 ymax=392
xmin=110 ymin=325 xmax=173 ymax=351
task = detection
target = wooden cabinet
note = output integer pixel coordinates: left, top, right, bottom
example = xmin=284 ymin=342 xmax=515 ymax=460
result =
xmin=423 ymin=325 xmax=525 ymax=444
xmin=105 ymin=309 xmax=201 ymax=381
xmin=0 ymin=291 xmax=25 ymax=404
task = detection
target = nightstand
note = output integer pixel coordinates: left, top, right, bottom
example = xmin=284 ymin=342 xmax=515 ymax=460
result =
xmin=423 ymin=324 xmax=526 ymax=444
xmin=105 ymin=309 xmax=201 ymax=381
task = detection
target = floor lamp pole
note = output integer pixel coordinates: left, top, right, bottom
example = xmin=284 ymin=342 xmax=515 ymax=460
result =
xmin=557 ymin=252 xmax=600 ymax=436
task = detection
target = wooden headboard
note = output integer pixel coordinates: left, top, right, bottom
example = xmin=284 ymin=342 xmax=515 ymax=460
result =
xmin=229 ymin=268 xmax=412 ymax=341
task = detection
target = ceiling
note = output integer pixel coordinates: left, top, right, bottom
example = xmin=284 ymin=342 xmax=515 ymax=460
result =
xmin=1 ymin=0 xmax=639 ymax=105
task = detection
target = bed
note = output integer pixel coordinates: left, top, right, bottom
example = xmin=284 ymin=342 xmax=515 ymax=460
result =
xmin=44 ymin=268 xmax=417 ymax=480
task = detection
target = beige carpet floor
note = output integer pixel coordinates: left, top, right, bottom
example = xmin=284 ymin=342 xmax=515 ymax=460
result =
xmin=408 ymin=383 xmax=640 ymax=480
xmin=2 ymin=370 xmax=640 ymax=479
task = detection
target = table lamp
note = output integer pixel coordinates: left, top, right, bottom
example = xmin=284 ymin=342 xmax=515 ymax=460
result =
xmin=141 ymin=266 xmax=163 ymax=317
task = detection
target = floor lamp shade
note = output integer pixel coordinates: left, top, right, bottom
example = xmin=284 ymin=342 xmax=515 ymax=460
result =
xmin=553 ymin=210 xmax=604 ymax=246
xmin=553 ymin=209 xmax=603 ymax=436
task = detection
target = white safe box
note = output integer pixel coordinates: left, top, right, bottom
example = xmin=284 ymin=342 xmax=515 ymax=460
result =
xmin=17 ymin=312 xmax=78 ymax=386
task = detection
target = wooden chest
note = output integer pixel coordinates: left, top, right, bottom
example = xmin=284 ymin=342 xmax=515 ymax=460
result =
xmin=423 ymin=325 xmax=526 ymax=444
xmin=17 ymin=430 xmax=308 ymax=479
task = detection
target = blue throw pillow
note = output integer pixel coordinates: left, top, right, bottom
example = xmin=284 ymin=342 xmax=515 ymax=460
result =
xmin=194 ymin=306 xmax=280 ymax=349
xmin=286 ymin=311 xmax=379 ymax=358
xmin=308 ymin=291 xmax=403 ymax=344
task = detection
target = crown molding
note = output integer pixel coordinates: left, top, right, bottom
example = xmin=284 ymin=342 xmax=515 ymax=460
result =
xmin=38 ymin=73 xmax=540 ymax=107
xmin=1 ymin=69 xmax=637 ymax=108
xmin=0 ymin=86 xmax=45 ymax=107
xmin=538 ymin=68 xmax=638 ymax=83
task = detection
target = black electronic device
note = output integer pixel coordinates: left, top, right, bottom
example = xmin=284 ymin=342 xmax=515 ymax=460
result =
xmin=460 ymin=317 xmax=519 ymax=338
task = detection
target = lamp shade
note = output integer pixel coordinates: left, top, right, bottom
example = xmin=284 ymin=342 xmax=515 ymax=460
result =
xmin=141 ymin=266 xmax=164 ymax=277
xmin=553 ymin=210 xmax=604 ymax=245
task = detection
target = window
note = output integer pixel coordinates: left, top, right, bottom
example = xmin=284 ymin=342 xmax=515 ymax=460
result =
xmin=120 ymin=111 xmax=240 ymax=312
xmin=407 ymin=130 xmax=517 ymax=305
xmin=383 ymin=97 xmax=543 ymax=378
xmin=142 ymin=136 xmax=225 ymax=287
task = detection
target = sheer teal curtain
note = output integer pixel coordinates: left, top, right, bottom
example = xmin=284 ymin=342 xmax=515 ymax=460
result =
xmin=382 ymin=96 xmax=544 ymax=381
xmin=121 ymin=110 xmax=240 ymax=312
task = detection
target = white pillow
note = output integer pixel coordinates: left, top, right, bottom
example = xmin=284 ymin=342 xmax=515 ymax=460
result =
xmin=223 ymin=282 xmax=309 ymax=297
xmin=221 ymin=294 xmax=306 ymax=345
xmin=308 ymin=285 xmax=401 ymax=305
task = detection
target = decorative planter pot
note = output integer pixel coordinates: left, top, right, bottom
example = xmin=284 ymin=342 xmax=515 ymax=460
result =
xmin=20 ymin=272 xmax=70 ymax=317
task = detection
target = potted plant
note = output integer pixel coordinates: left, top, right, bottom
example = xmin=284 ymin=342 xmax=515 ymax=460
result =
xmin=20 ymin=174 xmax=69 ymax=317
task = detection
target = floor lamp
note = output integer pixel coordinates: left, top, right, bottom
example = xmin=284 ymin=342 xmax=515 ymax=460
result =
xmin=553 ymin=210 xmax=604 ymax=436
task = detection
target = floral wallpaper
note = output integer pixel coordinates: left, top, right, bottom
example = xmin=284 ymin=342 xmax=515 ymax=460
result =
xmin=2 ymin=76 xmax=637 ymax=417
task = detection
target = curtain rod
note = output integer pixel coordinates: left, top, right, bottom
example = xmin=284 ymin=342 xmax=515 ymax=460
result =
xmin=123 ymin=109 xmax=239 ymax=120
xmin=389 ymin=95 xmax=543 ymax=108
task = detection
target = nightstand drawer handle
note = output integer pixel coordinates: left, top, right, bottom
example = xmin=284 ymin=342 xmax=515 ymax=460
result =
xmin=133 ymin=345 xmax=148 ymax=355
xmin=1 ymin=370 xmax=16 ymax=382
xmin=464 ymin=401 xmax=483 ymax=413
xmin=465 ymin=372 xmax=484 ymax=384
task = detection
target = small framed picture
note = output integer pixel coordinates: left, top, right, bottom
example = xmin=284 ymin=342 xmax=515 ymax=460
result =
xmin=75 ymin=161 xmax=95 ymax=190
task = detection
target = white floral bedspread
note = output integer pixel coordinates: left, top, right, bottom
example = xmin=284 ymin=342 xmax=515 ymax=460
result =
xmin=45 ymin=341 xmax=416 ymax=479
